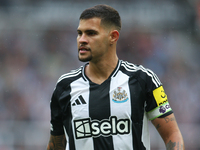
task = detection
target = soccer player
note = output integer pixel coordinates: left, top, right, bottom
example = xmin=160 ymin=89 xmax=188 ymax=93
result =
xmin=47 ymin=4 xmax=185 ymax=150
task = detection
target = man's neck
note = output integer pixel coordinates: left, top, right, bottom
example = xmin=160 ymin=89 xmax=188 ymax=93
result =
xmin=85 ymin=57 xmax=118 ymax=85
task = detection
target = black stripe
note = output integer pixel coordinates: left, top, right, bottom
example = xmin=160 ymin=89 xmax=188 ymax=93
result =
xmin=79 ymin=95 xmax=86 ymax=104
xmin=60 ymin=89 xmax=76 ymax=150
xmin=129 ymin=76 xmax=146 ymax=150
xmin=112 ymin=60 xmax=121 ymax=77
xmin=89 ymin=81 xmax=114 ymax=150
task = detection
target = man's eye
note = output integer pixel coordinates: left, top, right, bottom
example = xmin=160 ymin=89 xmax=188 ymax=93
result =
xmin=88 ymin=32 xmax=96 ymax=35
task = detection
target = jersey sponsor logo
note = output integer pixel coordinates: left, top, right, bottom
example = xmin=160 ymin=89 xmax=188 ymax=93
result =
xmin=153 ymin=86 xmax=168 ymax=106
xmin=74 ymin=116 xmax=130 ymax=139
xmin=112 ymin=87 xmax=129 ymax=103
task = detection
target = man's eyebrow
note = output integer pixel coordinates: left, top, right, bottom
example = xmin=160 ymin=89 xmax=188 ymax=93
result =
xmin=77 ymin=29 xmax=97 ymax=33
xmin=86 ymin=29 xmax=97 ymax=32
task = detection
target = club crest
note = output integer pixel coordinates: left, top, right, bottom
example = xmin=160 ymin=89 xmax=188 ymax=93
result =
xmin=112 ymin=87 xmax=129 ymax=103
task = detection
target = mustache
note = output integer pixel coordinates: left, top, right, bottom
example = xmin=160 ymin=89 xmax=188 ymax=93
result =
xmin=78 ymin=45 xmax=91 ymax=51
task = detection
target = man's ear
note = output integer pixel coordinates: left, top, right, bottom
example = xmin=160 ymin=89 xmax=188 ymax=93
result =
xmin=109 ymin=30 xmax=119 ymax=45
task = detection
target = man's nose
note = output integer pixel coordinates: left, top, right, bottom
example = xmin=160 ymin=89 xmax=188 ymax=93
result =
xmin=78 ymin=34 xmax=88 ymax=44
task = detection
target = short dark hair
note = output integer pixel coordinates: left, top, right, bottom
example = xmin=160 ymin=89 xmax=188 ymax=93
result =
xmin=80 ymin=4 xmax=121 ymax=32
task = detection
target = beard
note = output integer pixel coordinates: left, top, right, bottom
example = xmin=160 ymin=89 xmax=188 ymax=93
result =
xmin=78 ymin=54 xmax=92 ymax=62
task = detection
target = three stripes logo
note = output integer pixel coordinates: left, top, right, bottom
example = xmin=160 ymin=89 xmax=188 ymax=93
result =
xmin=72 ymin=95 xmax=86 ymax=106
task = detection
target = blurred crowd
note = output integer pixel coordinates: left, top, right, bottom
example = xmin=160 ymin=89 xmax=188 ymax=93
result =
xmin=0 ymin=0 xmax=200 ymax=150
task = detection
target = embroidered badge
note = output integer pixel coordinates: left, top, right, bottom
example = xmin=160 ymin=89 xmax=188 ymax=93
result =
xmin=112 ymin=87 xmax=128 ymax=103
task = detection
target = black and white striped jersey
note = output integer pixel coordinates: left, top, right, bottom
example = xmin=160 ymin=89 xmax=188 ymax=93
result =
xmin=50 ymin=60 xmax=173 ymax=150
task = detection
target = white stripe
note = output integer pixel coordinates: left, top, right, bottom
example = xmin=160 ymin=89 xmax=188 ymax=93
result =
xmin=142 ymin=112 xmax=150 ymax=149
xmin=70 ymin=78 xmax=94 ymax=150
xmin=57 ymin=68 xmax=82 ymax=83
xmin=122 ymin=61 xmax=161 ymax=87
xmin=109 ymin=70 xmax=133 ymax=149
xmin=63 ymin=127 xmax=69 ymax=150
xmin=121 ymin=62 xmax=158 ymax=87
xmin=128 ymin=61 xmax=161 ymax=86
xmin=141 ymin=66 xmax=161 ymax=86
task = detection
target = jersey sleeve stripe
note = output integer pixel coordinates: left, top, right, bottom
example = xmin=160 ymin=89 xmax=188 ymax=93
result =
xmin=125 ymin=61 xmax=162 ymax=87
xmin=121 ymin=61 xmax=161 ymax=88
xmin=140 ymin=66 xmax=162 ymax=87
xmin=57 ymin=67 xmax=82 ymax=84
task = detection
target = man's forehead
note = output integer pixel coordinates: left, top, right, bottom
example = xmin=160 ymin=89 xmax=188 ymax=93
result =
xmin=78 ymin=18 xmax=102 ymax=30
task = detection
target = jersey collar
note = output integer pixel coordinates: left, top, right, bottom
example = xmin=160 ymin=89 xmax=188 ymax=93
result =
xmin=81 ymin=60 xmax=122 ymax=83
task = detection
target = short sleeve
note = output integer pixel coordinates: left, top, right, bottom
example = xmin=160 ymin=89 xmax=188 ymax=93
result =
xmin=142 ymin=68 xmax=173 ymax=120
xmin=50 ymin=87 xmax=65 ymax=135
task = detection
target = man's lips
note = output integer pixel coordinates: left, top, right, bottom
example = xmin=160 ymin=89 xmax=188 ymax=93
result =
xmin=79 ymin=47 xmax=90 ymax=53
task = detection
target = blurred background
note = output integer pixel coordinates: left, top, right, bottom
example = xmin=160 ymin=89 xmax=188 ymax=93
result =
xmin=0 ymin=0 xmax=200 ymax=149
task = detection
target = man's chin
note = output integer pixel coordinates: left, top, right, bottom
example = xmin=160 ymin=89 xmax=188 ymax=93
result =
xmin=78 ymin=56 xmax=92 ymax=62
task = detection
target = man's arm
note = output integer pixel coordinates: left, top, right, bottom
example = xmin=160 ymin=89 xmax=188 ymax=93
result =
xmin=151 ymin=113 xmax=185 ymax=150
xmin=47 ymin=134 xmax=66 ymax=150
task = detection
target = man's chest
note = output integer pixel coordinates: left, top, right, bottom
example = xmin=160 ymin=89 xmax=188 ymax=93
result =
xmin=59 ymin=73 xmax=146 ymax=140
xmin=60 ymin=73 xmax=145 ymax=122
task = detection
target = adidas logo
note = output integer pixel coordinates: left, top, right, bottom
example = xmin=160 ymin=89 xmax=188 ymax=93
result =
xmin=72 ymin=95 xmax=86 ymax=106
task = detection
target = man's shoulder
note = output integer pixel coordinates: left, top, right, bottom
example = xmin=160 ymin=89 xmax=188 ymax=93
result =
xmin=120 ymin=60 xmax=161 ymax=86
xmin=56 ymin=66 xmax=83 ymax=85
xmin=120 ymin=60 xmax=149 ymax=75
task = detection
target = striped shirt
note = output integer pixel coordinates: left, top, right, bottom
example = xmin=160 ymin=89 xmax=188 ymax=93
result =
xmin=50 ymin=60 xmax=172 ymax=150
